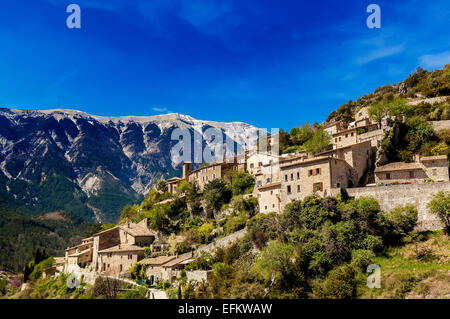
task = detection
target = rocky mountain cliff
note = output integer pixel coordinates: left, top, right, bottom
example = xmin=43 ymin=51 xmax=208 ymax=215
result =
xmin=0 ymin=108 xmax=260 ymax=222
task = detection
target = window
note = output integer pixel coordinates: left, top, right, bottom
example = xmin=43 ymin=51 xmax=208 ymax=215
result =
xmin=313 ymin=182 xmax=323 ymax=192
xmin=345 ymin=134 xmax=348 ymax=138
xmin=120 ymin=265 xmax=123 ymax=272
xmin=339 ymin=137 xmax=342 ymax=141
xmin=272 ymin=204 xmax=275 ymax=208
xmin=316 ymin=168 xmax=321 ymax=175
xmin=250 ymin=163 xmax=254 ymax=169
xmin=285 ymin=175 xmax=288 ymax=181
xmin=336 ymin=182 xmax=341 ymax=188
xmin=287 ymin=185 xmax=291 ymax=194
xmin=265 ymin=205 xmax=268 ymax=210
xmin=351 ymin=132 xmax=354 ymax=137
xmin=386 ymin=173 xmax=391 ymax=180
xmin=308 ymin=169 xmax=313 ymax=176
xmin=270 ymin=190 xmax=273 ymax=195
xmin=297 ymin=172 xmax=300 ymax=180
xmin=213 ymin=173 xmax=216 ymax=179
xmin=103 ymin=263 xmax=106 ymax=271
xmin=259 ymin=162 xmax=263 ymax=167
xmin=297 ymin=185 xmax=300 ymax=193
xmin=290 ymin=173 xmax=294 ymax=181
xmin=335 ymin=138 xmax=338 ymax=142
xmin=409 ymin=171 xmax=414 ymax=178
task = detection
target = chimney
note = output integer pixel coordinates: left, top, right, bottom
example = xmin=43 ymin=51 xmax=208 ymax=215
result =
xmin=182 ymin=162 xmax=192 ymax=180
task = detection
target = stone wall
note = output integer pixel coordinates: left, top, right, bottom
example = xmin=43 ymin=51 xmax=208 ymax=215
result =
xmin=331 ymin=182 xmax=450 ymax=231
xmin=195 ymin=229 xmax=247 ymax=256
xmin=430 ymin=120 xmax=450 ymax=132
xmin=186 ymin=270 xmax=213 ymax=283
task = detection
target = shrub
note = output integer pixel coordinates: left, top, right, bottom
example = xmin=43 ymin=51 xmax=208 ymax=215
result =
xmin=350 ymin=249 xmax=375 ymax=271
xmin=428 ymin=191 xmax=450 ymax=233
xmin=231 ymin=172 xmax=255 ymax=196
xmin=385 ymin=205 xmax=418 ymax=235
xmin=313 ymin=264 xmax=357 ymax=299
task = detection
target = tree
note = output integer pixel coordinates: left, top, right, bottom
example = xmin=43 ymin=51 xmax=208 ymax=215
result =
xmin=303 ymin=129 xmax=331 ymax=155
xmin=178 ymin=180 xmax=190 ymax=194
xmin=203 ymin=179 xmax=232 ymax=211
xmin=156 ymin=179 xmax=168 ymax=193
xmin=313 ymin=264 xmax=357 ymax=299
xmin=385 ymin=205 xmax=418 ymax=235
xmin=290 ymin=123 xmax=314 ymax=146
xmin=253 ymin=240 xmax=295 ymax=284
xmin=187 ymin=182 xmax=203 ymax=216
xmin=368 ymin=101 xmax=390 ymax=126
xmin=231 ymin=171 xmax=255 ymax=196
xmin=428 ymin=191 xmax=450 ymax=233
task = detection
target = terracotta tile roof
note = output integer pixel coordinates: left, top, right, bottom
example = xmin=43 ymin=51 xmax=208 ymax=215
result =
xmin=258 ymin=182 xmax=281 ymax=190
xmin=420 ymin=155 xmax=448 ymax=162
xmin=98 ymin=244 xmax=144 ymax=254
xmin=139 ymin=255 xmax=176 ymax=265
xmin=68 ymin=248 xmax=92 ymax=257
xmin=120 ymin=224 xmax=157 ymax=237
xmin=53 ymin=257 xmax=65 ymax=264
xmin=162 ymin=252 xmax=194 ymax=268
xmin=374 ymin=162 xmax=423 ymax=173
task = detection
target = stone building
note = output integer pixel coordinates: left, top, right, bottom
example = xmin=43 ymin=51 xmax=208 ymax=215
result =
xmin=97 ymin=244 xmax=145 ymax=275
xmin=64 ymin=218 xmax=157 ymax=276
xmin=280 ymin=156 xmax=350 ymax=211
xmin=317 ymin=141 xmax=373 ymax=187
xmin=375 ymin=155 xmax=449 ymax=184
xmin=142 ymin=252 xmax=194 ymax=284
xmin=188 ymin=159 xmax=240 ymax=190
xmin=257 ymin=181 xmax=281 ymax=214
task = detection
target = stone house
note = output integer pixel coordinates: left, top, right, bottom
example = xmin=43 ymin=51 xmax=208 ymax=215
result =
xmin=280 ymin=156 xmax=350 ymax=211
xmin=323 ymin=120 xmax=343 ymax=136
xmin=142 ymin=252 xmax=194 ymax=284
xmin=316 ymin=141 xmax=373 ymax=187
xmin=374 ymin=155 xmax=449 ymax=184
xmin=64 ymin=218 xmax=157 ymax=276
xmin=257 ymin=181 xmax=281 ymax=214
xmin=188 ymin=159 xmax=240 ymax=190
xmin=97 ymin=244 xmax=145 ymax=276
xmin=142 ymin=255 xmax=176 ymax=285
xmin=331 ymin=127 xmax=358 ymax=148
xmin=246 ymin=151 xmax=281 ymax=176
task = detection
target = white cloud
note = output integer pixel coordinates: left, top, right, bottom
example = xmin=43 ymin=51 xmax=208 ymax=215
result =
xmin=356 ymin=45 xmax=404 ymax=65
xmin=419 ymin=51 xmax=450 ymax=69
xmin=152 ymin=107 xmax=173 ymax=114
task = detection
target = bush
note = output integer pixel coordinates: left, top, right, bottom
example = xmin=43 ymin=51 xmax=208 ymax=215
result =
xmin=385 ymin=205 xmax=418 ymax=235
xmin=231 ymin=172 xmax=255 ymax=196
xmin=428 ymin=191 xmax=450 ymax=233
xmin=314 ymin=264 xmax=357 ymax=299
xmin=350 ymin=249 xmax=375 ymax=271
xmin=204 ymin=179 xmax=232 ymax=211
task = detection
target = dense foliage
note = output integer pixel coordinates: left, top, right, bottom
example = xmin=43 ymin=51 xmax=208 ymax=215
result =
xmin=184 ymin=194 xmax=420 ymax=299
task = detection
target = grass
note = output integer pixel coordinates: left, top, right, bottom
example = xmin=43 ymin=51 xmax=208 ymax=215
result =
xmin=357 ymin=231 xmax=450 ymax=299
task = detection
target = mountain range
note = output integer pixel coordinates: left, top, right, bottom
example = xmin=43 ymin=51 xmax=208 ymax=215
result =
xmin=0 ymin=108 xmax=260 ymax=223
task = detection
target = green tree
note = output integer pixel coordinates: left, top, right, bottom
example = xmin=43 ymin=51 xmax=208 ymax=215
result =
xmin=156 ymin=179 xmax=168 ymax=193
xmin=313 ymin=264 xmax=357 ymax=299
xmin=303 ymin=129 xmax=331 ymax=155
xmin=231 ymin=171 xmax=255 ymax=196
xmin=253 ymin=240 xmax=295 ymax=284
xmin=203 ymin=179 xmax=232 ymax=211
xmin=428 ymin=191 xmax=450 ymax=233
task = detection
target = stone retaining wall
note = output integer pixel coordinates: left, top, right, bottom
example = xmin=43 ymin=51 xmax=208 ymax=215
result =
xmin=331 ymin=182 xmax=450 ymax=231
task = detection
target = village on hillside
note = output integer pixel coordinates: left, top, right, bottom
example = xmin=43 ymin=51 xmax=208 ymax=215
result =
xmin=59 ymin=96 xmax=450 ymax=298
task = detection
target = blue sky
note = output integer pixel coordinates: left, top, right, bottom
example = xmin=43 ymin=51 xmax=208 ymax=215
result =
xmin=0 ymin=0 xmax=449 ymax=130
